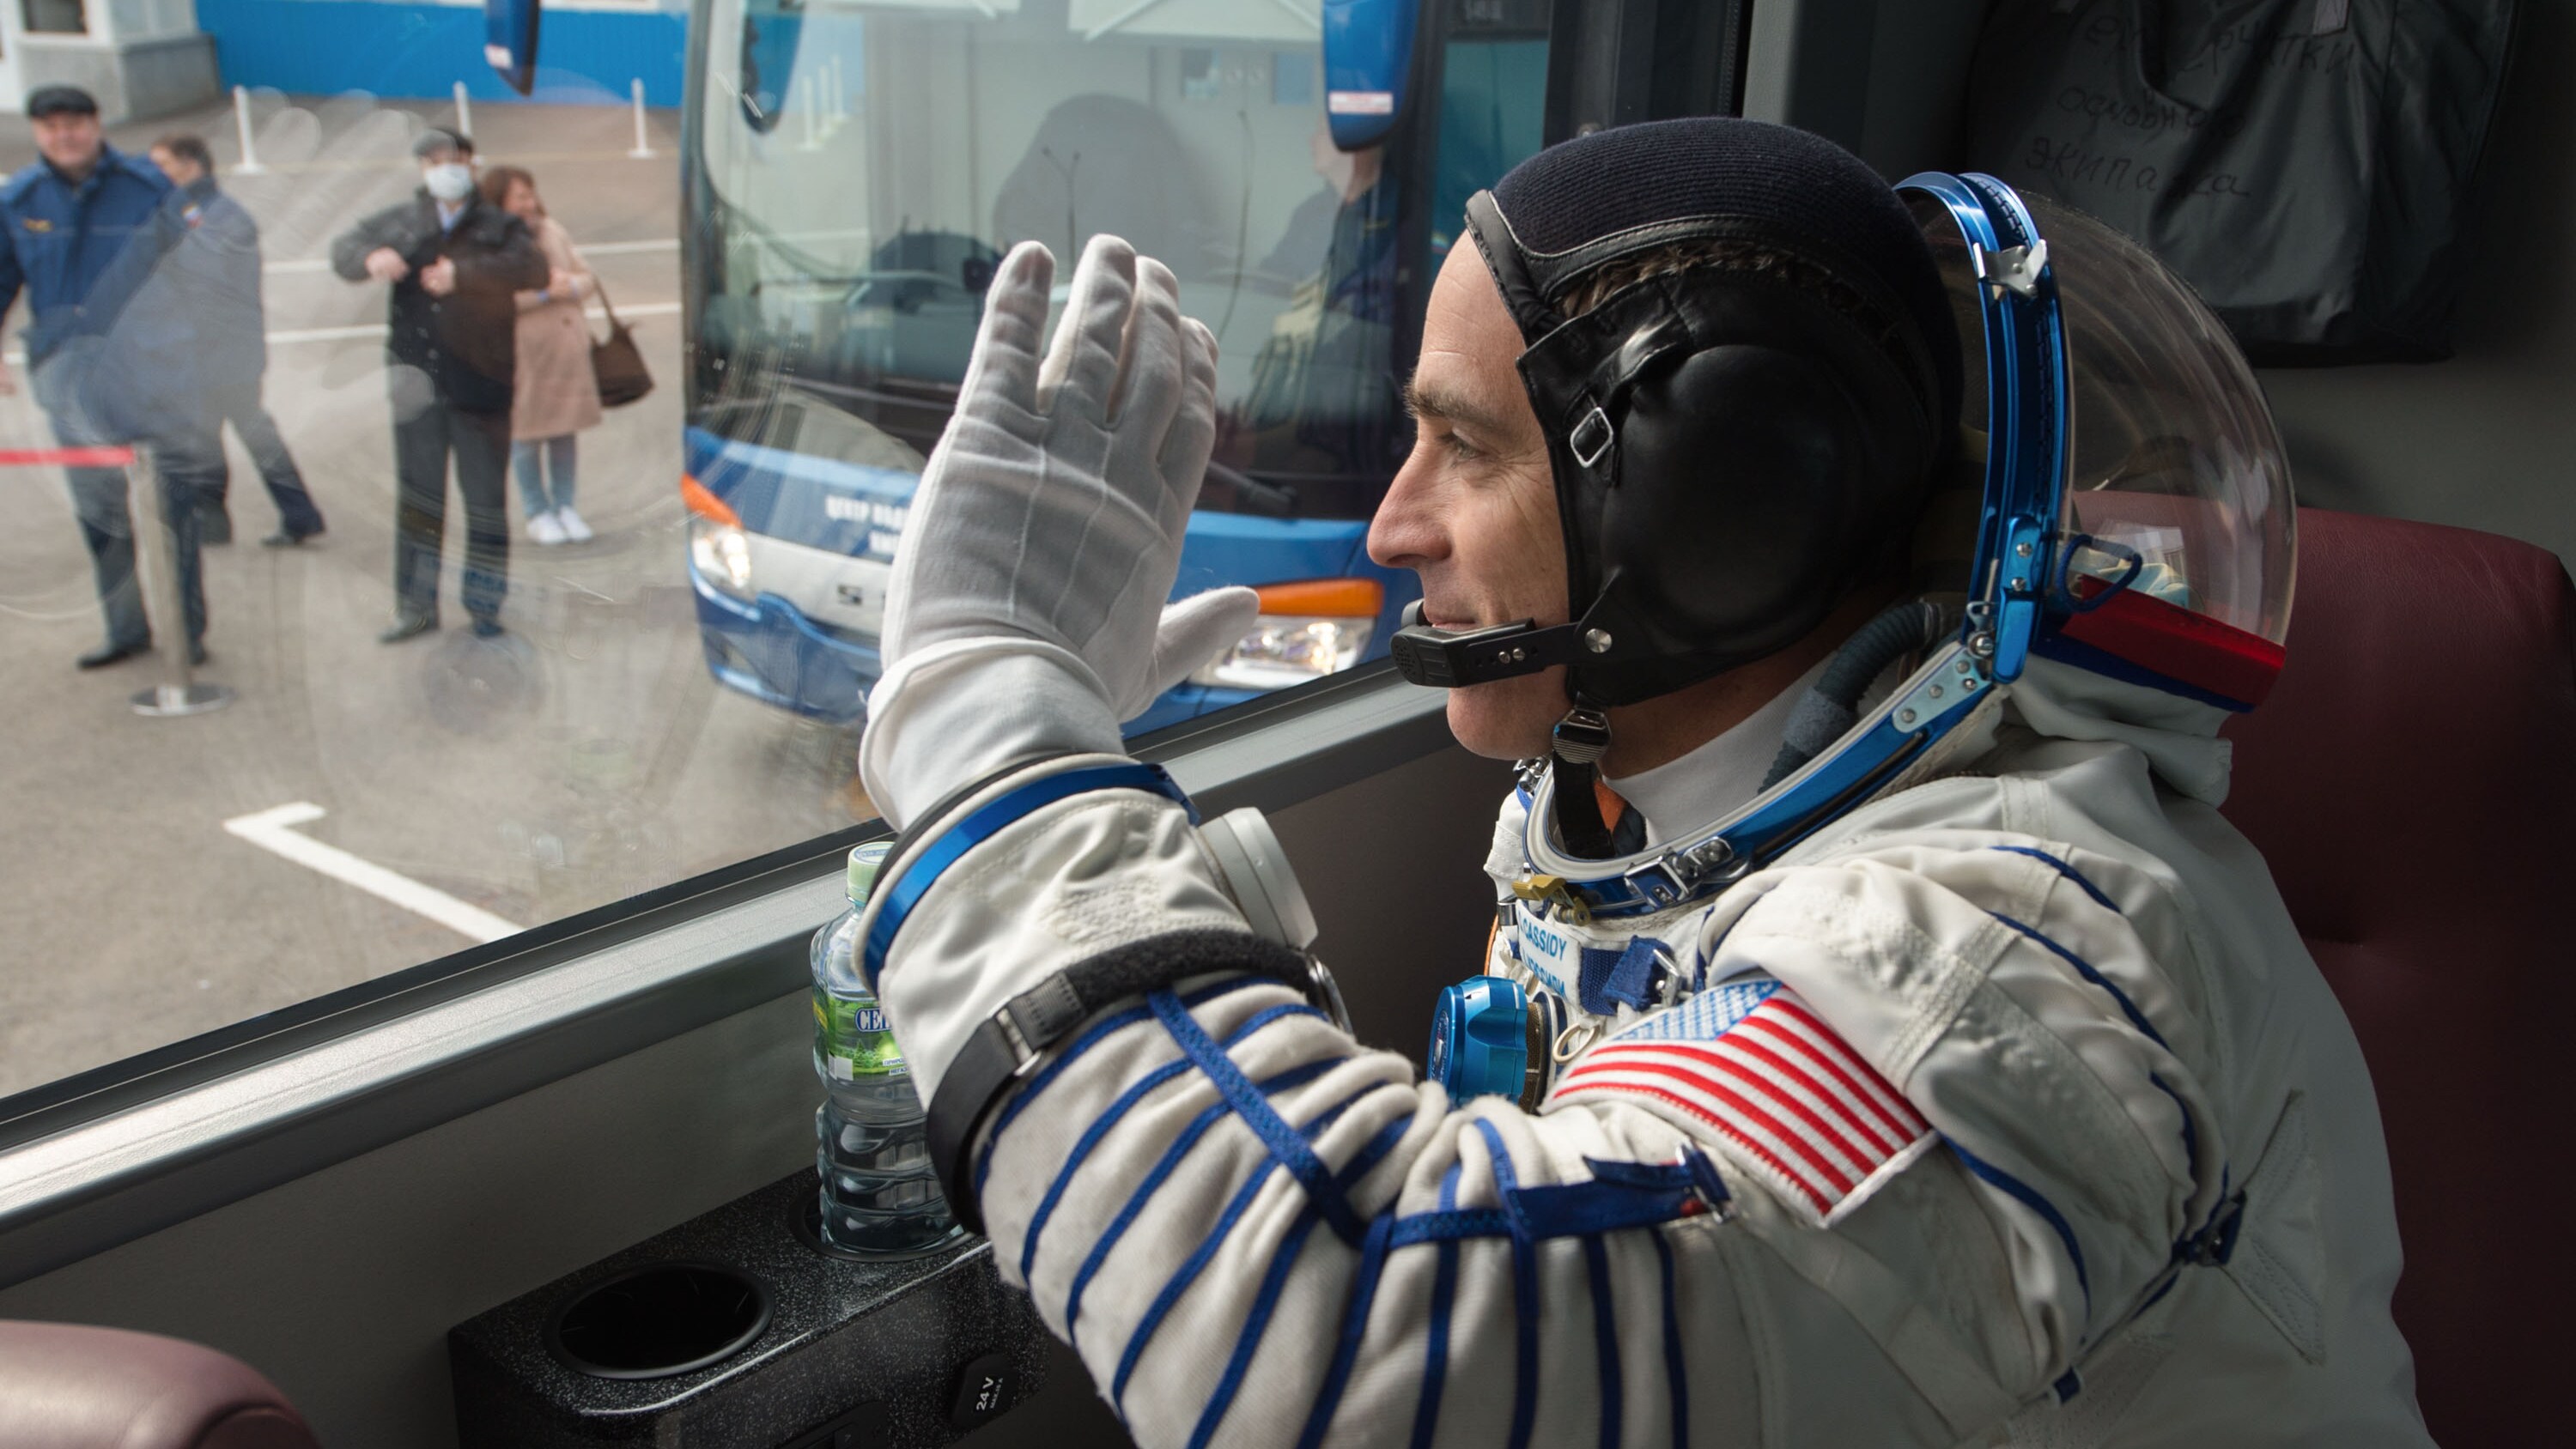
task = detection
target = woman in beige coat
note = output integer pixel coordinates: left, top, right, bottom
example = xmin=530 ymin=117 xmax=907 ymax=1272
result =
xmin=484 ymin=166 xmax=604 ymax=544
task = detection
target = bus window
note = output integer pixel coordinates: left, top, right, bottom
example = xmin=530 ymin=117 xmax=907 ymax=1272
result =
xmin=684 ymin=0 xmax=1550 ymax=733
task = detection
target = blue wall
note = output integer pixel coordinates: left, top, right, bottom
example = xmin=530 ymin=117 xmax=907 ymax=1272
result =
xmin=194 ymin=0 xmax=688 ymax=108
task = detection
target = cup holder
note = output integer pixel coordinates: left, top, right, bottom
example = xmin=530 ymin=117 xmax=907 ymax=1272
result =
xmin=546 ymin=1262 xmax=772 ymax=1380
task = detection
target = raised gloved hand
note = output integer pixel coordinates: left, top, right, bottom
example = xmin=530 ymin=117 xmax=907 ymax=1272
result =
xmin=858 ymin=235 xmax=1258 ymax=829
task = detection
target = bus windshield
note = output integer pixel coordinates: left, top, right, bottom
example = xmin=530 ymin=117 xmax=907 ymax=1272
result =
xmin=686 ymin=0 xmax=1411 ymax=521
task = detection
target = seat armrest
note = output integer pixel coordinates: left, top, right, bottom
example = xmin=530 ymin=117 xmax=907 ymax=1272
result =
xmin=0 ymin=1321 xmax=319 ymax=1449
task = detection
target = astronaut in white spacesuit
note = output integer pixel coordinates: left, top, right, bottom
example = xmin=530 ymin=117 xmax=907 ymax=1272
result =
xmin=853 ymin=118 xmax=2432 ymax=1446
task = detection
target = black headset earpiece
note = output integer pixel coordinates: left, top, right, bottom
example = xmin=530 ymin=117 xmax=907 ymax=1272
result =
xmin=1388 ymin=191 xmax=1947 ymax=708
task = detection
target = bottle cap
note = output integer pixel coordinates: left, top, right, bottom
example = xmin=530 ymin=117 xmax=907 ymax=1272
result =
xmin=848 ymin=841 xmax=892 ymax=904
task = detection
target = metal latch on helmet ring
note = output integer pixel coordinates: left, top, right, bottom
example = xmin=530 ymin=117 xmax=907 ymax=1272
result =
xmin=1568 ymin=404 xmax=1615 ymax=470
xmin=1890 ymin=651 xmax=1991 ymax=731
xmin=1971 ymin=239 xmax=2050 ymax=300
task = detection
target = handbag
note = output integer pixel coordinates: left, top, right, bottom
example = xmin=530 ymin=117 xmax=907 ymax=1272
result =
xmin=589 ymin=279 xmax=654 ymax=408
xmin=1964 ymin=0 xmax=2519 ymax=364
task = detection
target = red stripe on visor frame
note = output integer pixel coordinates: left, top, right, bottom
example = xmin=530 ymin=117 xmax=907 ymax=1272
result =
xmin=2060 ymin=575 xmax=2287 ymax=709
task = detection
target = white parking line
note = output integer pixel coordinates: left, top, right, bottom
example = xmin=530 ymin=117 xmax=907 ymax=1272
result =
xmin=223 ymin=802 xmax=523 ymax=943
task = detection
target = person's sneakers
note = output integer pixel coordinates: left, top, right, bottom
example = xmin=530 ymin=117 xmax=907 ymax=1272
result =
xmin=377 ymin=611 xmax=438 ymax=644
xmin=528 ymin=511 xmax=567 ymax=546
xmin=555 ymin=506 xmax=594 ymax=543
xmin=76 ymin=638 xmax=150 ymax=670
xmin=470 ymin=615 xmax=506 ymax=640
xmin=261 ymin=528 xmax=323 ymax=548
xmin=185 ymin=640 xmax=210 ymax=668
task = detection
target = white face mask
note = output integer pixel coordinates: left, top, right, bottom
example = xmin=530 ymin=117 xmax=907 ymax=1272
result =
xmin=423 ymin=162 xmax=475 ymax=203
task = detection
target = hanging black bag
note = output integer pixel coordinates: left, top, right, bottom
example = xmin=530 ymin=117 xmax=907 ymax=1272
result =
xmin=590 ymin=279 xmax=655 ymax=407
xmin=1963 ymin=0 xmax=2518 ymax=364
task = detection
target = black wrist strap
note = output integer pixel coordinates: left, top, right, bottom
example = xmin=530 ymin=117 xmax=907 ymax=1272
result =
xmin=927 ymin=929 xmax=1333 ymax=1235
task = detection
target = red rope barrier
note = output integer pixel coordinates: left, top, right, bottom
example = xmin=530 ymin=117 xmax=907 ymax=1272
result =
xmin=0 ymin=446 xmax=137 ymax=468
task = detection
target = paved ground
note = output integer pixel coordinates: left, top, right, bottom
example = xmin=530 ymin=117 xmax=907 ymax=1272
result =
xmin=0 ymin=98 xmax=875 ymax=1098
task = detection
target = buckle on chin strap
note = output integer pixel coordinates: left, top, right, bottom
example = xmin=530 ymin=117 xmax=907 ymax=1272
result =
xmin=1568 ymin=404 xmax=1615 ymax=470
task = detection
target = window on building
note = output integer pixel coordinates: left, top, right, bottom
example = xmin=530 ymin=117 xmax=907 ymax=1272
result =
xmin=21 ymin=0 xmax=88 ymax=34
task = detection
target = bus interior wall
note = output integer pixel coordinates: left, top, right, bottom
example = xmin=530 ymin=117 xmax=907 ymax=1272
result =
xmin=0 ymin=744 xmax=1510 ymax=1449
xmin=1759 ymin=0 xmax=2576 ymax=573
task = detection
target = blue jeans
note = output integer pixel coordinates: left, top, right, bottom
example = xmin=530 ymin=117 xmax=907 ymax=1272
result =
xmin=512 ymin=435 xmax=578 ymax=517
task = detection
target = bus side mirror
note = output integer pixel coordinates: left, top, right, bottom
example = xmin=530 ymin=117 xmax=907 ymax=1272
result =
xmin=962 ymin=257 xmax=994 ymax=295
xmin=1321 ymin=0 xmax=1422 ymax=151
xmin=737 ymin=0 xmax=806 ymax=135
xmin=483 ymin=0 xmax=540 ymax=97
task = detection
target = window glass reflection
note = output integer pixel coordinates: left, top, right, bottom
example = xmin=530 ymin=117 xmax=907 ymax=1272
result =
xmin=0 ymin=0 xmax=1546 ymax=1105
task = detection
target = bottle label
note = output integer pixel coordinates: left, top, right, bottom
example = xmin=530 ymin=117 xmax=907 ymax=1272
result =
xmin=814 ymin=990 xmax=905 ymax=1079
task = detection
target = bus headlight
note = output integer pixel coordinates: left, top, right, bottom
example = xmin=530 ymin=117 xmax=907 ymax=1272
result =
xmin=683 ymin=472 xmax=756 ymax=602
xmin=1189 ymin=579 xmax=1384 ymax=692
xmin=690 ymin=517 xmax=756 ymax=600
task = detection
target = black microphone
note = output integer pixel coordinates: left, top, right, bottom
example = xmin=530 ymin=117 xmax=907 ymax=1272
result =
xmin=1387 ymin=601 xmax=1588 ymax=688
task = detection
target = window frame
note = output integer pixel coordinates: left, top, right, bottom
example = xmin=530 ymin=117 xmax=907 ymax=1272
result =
xmin=0 ymin=0 xmax=1745 ymax=1289
xmin=0 ymin=664 xmax=1451 ymax=1289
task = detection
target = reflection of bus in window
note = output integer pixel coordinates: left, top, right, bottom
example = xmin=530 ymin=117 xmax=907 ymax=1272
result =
xmin=679 ymin=0 xmax=1546 ymax=731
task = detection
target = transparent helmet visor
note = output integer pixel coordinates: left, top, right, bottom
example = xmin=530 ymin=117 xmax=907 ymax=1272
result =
xmin=1913 ymin=191 xmax=2296 ymax=697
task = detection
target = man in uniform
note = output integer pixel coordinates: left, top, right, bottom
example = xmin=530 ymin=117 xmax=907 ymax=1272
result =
xmin=331 ymin=129 xmax=544 ymax=642
xmin=0 ymin=85 xmax=210 ymax=670
xmin=853 ymin=119 xmax=2431 ymax=1446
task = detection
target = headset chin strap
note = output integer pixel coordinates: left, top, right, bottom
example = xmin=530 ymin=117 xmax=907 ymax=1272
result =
xmin=1549 ymin=704 xmax=1616 ymax=859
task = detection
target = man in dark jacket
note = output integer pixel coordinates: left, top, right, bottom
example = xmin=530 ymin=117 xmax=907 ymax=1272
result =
xmin=145 ymin=132 xmax=324 ymax=549
xmin=0 ymin=84 xmax=210 ymax=669
xmin=330 ymin=128 xmax=544 ymax=641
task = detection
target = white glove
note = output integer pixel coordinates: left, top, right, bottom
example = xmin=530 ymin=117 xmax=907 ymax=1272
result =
xmin=859 ymin=235 xmax=1259 ymax=829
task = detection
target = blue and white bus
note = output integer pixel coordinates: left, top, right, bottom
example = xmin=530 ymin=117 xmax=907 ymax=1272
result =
xmin=677 ymin=0 xmax=1549 ymax=732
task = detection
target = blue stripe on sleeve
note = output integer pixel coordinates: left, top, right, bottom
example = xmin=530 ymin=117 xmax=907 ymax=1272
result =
xmin=977 ymin=975 xmax=1275 ymax=1198
xmin=1990 ymin=846 xmax=2121 ymax=913
xmin=1108 ymin=1081 xmax=1376 ymax=1405
xmin=1409 ymin=1166 xmax=1463 ymax=1449
xmin=1188 ymin=1205 xmax=1325 ymax=1449
xmin=1295 ymin=1208 xmax=1398 ymax=1449
xmin=1153 ymin=989 xmax=1367 ymax=1244
xmin=1024 ymin=1056 xmax=1194 ymax=1282
xmin=1990 ymin=911 xmax=2169 ymax=1051
xmin=1583 ymin=1234 xmax=1622 ymax=1449
xmin=1949 ymin=1139 xmax=2092 ymax=1317
xmin=1021 ymin=1003 xmax=1328 ymax=1281
xmin=1652 ymin=1228 xmax=1687 ymax=1449
xmin=1068 ymin=1058 xmax=1344 ymax=1344
xmin=1471 ymin=1119 xmax=1540 ymax=1449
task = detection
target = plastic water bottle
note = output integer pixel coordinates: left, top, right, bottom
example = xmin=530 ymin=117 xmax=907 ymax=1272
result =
xmin=811 ymin=843 xmax=957 ymax=1254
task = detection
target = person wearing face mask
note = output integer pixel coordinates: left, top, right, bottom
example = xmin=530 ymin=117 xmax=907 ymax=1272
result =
xmin=330 ymin=128 xmax=547 ymax=642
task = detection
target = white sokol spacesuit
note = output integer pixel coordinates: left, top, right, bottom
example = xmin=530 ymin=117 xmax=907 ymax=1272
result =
xmin=854 ymin=121 xmax=2430 ymax=1447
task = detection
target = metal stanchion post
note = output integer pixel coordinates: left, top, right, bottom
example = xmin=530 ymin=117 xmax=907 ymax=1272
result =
xmin=125 ymin=446 xmax=234 ymax=718
xmin=233 ymin=87 xmax=267 ymax=175
xmin=453 ymin=81 xmax=474 ymax=139
xmin=629 ymin=79 xmax=656 ymax=159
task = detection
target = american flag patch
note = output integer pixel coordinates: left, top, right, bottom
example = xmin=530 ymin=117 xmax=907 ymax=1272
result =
xmin=1551 ymin=986 xmax=1933 ymax=1224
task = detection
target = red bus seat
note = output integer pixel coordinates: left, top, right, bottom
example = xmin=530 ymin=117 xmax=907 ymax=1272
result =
xmin=2219 ymin=506 xmax=2576 ymax=1449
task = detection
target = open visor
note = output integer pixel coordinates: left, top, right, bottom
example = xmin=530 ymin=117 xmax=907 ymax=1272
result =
xmin=1911 ymin=187 xmax=2295 ymax=710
